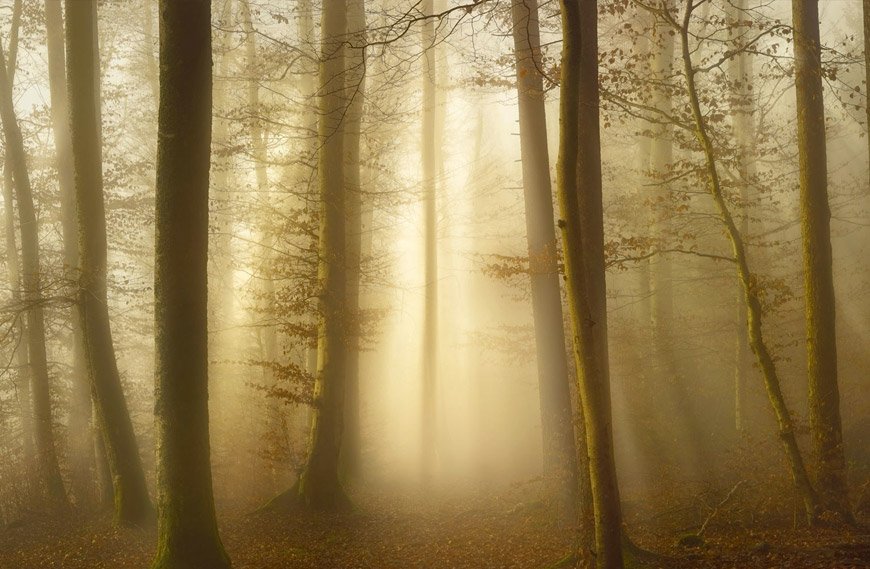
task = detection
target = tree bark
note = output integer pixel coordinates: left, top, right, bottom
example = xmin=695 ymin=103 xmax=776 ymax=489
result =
xmin=65 ymin=0 xmax=154 ymax=525
xmin=510 ymin=0 xmax=580 ymax=522
xmin=555 ymin=1 xmax=623 ymax=566
xmin=791 ymin=0 xmax=851 ymax=521
xmin=0 ymin=31 xmax=69 ymax=514
xmin=151 ymin=1 xmax=231 ymax=566
xmin=297 ymin=0 xmax=350 ymax=510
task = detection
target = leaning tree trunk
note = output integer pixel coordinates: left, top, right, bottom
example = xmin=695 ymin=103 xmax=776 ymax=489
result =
xmin=0 ymin=36 xmax=69 ymax=514
xmin=45 ymin=0 xmax=94 ymax=507
xmin=675 ymin=0 xmax=819 ymax=525
xmin=556 ymin=0 xmax=623 ymax=566
xmin=791 ymin=0 xmax=851 ymax=522
xmin=341 ymin=0 xmax=367 ymax=480
xmin=510 ymin=0 xmax=581 ymax=522
xmin=65 ymin=0 xmax=154 ymax=525
xmin=151 ymin=1 xmax=231 ymax=567
xmin=297 ymin=0 xmax=350 ymax=510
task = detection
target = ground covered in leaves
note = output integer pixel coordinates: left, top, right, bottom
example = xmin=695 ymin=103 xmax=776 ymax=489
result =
xmin=1 ymin=488 xmax=868 ymax=568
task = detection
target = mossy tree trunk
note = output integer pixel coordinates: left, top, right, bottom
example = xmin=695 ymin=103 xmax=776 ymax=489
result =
xmin=151 ymin=1 xmax=231 ymax=567
xmin=297 ymin=0 xmax=350 ymax=510
xmin=0 ymin=29 xmax=69 ymax=514
xmin=673 ymin=0 xmax=820 ymax=525
xmin=65 ymin=0 xmax=154 ymax=525
xmin=555 ymin=1 xmax=623 ymax=566
xmin=510 ymin=0 xmax=580 ymax=522
xmin=791 ymin=0 xmax=851 ymax=521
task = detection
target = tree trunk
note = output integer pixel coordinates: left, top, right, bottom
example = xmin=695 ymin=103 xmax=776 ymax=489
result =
xmin=420 ymin=0 xmax=439 ymax=486
xmin=297 ymin=0 xmax=349 ymax=510
xmin=556 ymin=1 xmax=623 ymax=566
xmin=45 ymin=0 xmax=95 ymax=509
xmin=510 ymin=0 xmax=580 ymax=522
xmin=0 ymin=4 xmax=32 ymax=487
xmin=791 ymin=0 xmax=851 ymax=521
xmin=727 ymin=0 xmax=756 ymax=433
xmin=0 ymin=33 xmax=69 ymax=514
xmin=65 ymin=0 xmax=154 ymax=525
xmin=151 ymin=1 xmax=231 ymax=566
xmin=676 ymin=0 xmax=819 ymax=525
xmin=342 ymin=0 xmax=367 ymax=480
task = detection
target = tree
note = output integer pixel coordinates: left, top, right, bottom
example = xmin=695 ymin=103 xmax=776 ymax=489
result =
xmin=672 ymin=0 xmax=820 ymax=524
xmin=65 ymin=0 xmax=153 ymax=524
xmin=342 ymin=0 xmax=367 ymax=478
xmin=555 ymin=0 xmax=623 ymax=566
xmin=45 ymin=0 xmax=94 ymax=506
xmin=0 ymin=0 xmax=32 ymax=489
xmin=727 ymin=0 xmax=756 ymax=433
xmin=151 ymin=1 xmax=231 ymax=566
xmin=509 ymin=0 xmax=580 ymax=519
xmin=791 ymin=0 xmax=851 ymax=522
xmin=0 ymin=18 xmax=69 ymax=513
xmin=420 ymin=0 xmax=439 ymax=484
xmin=297 ymin=0 xmax=350 ymax=510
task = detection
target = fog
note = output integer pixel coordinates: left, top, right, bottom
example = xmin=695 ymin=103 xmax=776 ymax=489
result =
xmin=0 ymin=0 xmax=868 ymax=567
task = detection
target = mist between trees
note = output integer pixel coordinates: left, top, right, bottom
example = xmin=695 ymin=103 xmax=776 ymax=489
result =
xmin=0 ymin=1 xmax=867 ymax=568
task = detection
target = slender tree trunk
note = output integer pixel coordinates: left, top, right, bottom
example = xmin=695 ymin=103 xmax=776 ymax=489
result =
xmin=0 ymin=35 xmax=69 ymax=514
xmin=791 ymin=0 xmax=851 ymax=521
xmin=727 ymin=0 xmax=755 ymax=433
xmin=151 ymin=1 xmax=231 ymax=566
xmin=675 ymin=0 xmax=819 ymax=525
xmin=297 ymin=0 xmax=349 ymax=510
xmin=864 ymin=0 xmax=870 ymax=175
xmin=342 ymin=0 xmax=367 ymax=480
xmin=3 ymin=157 xmax=33 ymax=473
xmin=556 ymin=1 xmax=623 ymax=566
xmin=65 ymin=0 xmax=154 ymax=525
xmin=0 ymin=7 xmax=32 ymax=484
xmin=240 ymin=0 xmax=282 ymax=488
xmin=510 ymin=0 xmax=580 ymax=521
xmin=45 ymin=0 xmax=95 ymax=509
xmin=420 ymin=0 xmax=439 ymax=485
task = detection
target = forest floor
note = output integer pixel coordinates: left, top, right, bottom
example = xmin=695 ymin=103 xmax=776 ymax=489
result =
xmin=0 ymin=487 xmax=868 ymax=568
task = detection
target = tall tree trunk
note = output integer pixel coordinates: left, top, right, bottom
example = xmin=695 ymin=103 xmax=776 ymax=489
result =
xmin=675 ymin=0 xmax=819 ymax=525
xmin=240 ymin=0 xmax=282 ymax=488
xmin=151 ymin=1 xmax=231 ymax=566
xmin=556 ymin=1 xmax=623 ymax=566
xmin=0 ymin=2 xmax=32 ymax=487
xmin=420 ymin=0 xmax=439 ymax=485
xmin=791 ymin=0 xmax=851 ymax=521
xmin=0 ymin=32 xmax=69 ymax=514
xmin=45 ymin=0 xmax=95 ymax=509
xmin=297 ymin=0 xmax=349 ymax=510
xmin=864 ymin=0 xmax=870 ymax=176
xmin=510 ymin=0 xmax=580 ymax=521
xmin=342 ymin=0 xmax=366 ymax=480
xmin=65 ymin=0 xmax=154 ymax=525
xmin=727 ymin=0 xmax=755 ymax=433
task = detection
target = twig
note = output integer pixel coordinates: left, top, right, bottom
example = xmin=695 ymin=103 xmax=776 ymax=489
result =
xmin=698 ymin=480 xmax=746 ymax=536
